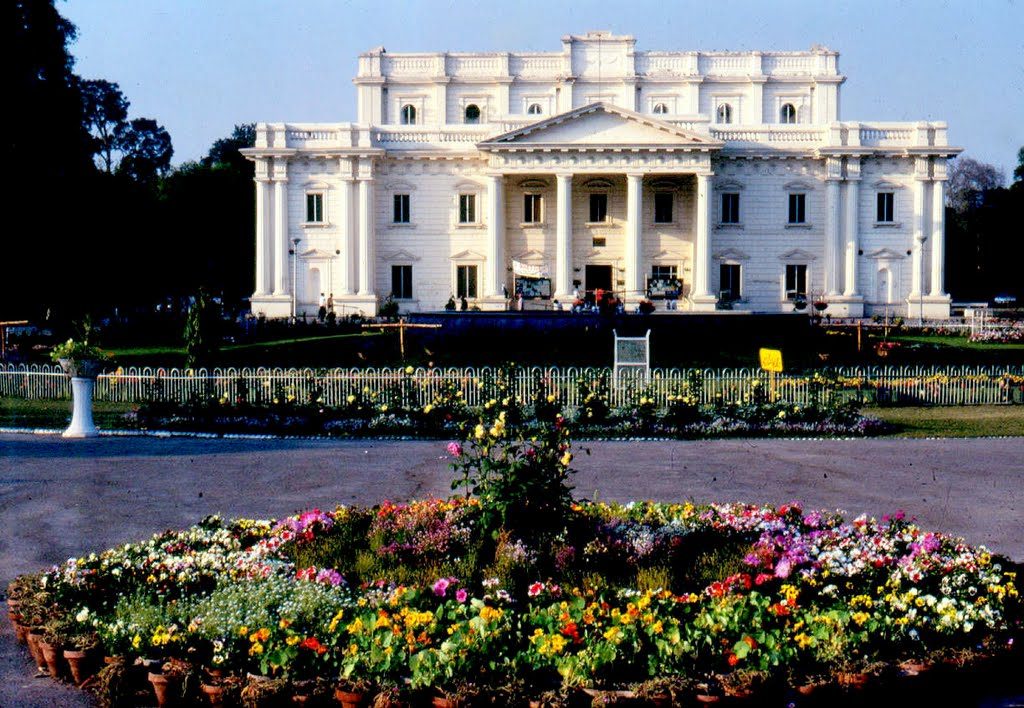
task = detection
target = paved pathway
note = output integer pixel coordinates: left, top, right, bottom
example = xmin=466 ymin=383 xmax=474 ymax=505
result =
xmin=1 ymin=433 xmax=1023 ymax=706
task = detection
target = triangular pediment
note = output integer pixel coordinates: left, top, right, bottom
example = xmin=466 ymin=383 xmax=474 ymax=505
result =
xmin=479 ymin=102 xmax=722 ymax=151
xmin=713 ymin=247 xmax=750 ymax=261
xmin=778 ymin=248 xmax=817 ymax=262
xmin=379 ymin=249 xmax=421 ymax=262
xmin=298 ymin=248 xmax=336 ymax=259
xmin=867 ymin=247 xmax=906 ymax=260
xmin=512 ymin=249 xmax=547 ymax=262
xmin=449 ymin=249 xmax=485 ymax=261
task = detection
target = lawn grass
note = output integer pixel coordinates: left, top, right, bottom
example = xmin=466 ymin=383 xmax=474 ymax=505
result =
xmin=886 ymin=333 xmax=1024 ymax=352
xmin=867 ymin=405 xmax=1024 ymax=438
xmin=0 ymin=398 xmax=134 ymax=430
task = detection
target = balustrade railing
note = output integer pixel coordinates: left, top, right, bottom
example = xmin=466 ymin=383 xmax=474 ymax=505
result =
xmin=2 ymin=364 xmax=1021 ymax=409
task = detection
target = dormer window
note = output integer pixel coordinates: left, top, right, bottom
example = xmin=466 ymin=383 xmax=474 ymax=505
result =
xmin=527 ymin=103 xmax=543 ymax=115
xmin=653 ymin=103 xmax=668 ymax=115
xmin=464 ymin=104 xmax=481 ymax=124
xmin=780 ymin=103 xmax=797 ymax=124
xmin=716 ymin=103 xmax=733 ymax=124
xmin=400 ymin=104 xmax=417 ymax=125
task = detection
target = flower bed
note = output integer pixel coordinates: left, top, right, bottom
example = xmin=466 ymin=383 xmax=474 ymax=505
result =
xmin=9 ymin=504 xmax=1021 ymax=704
xmin=7 ymin=421 xmax=1021 ymax=705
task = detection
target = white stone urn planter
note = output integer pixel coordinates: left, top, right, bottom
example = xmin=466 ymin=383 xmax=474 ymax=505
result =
xmin=58 ymin=358 xmax=104 ymax=438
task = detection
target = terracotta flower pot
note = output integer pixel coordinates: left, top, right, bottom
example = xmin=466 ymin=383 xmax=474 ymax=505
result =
xmin=26 ymin=630 xmax=46 ymax=672
xmin=63 ymin=648 xmax=95 ymax=686
xmin=149 ymin=671 xmax=181 ymax=708
xmin=335 ymin=687 xmax=369 ymax=708
xmin=201 ymin=682 xmax=226 ymax=707
xmin=836 ymin=671 xmax=869 ymax=690
xmin=38 ymin=639 xmax=66 ymax=680
xmin=899 ymin=659 xmax=932 ymax=676
xmin=13 ymin=620 xmax=28 ymax=645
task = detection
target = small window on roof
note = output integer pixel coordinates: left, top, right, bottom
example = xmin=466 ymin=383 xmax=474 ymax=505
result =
xmin=716 ymin=103 xmax=732 ymax=124
xmin=527 ymin=103 xmax=543 ymax=115
xmin=464 ymin=104 xmax=481 ymax=124
xmin=780 ymin=103 xmax=797 ymax=124
xmin=653 ymin=103 xmax=668 ymax=115
xmin=400 ymin=104 xmax=416 ymax=125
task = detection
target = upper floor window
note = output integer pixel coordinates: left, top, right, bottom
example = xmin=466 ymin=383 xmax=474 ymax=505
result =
xmin=780 ymin=103 xmax=797 ymax=124
xmin=523 ymin=193 xmax=542 ymax=224
xmin=788 ymin=193 xmax=806 ymax=224
xmin=654 ymin=192 xmax=673 ymax=223
xmin=588 ymin=193 xmax=608 ymax=223
xmin=652 ymin=103 xmax=668 ymax=115
xmin=716 ymin=103 xmax=733 ymax=124
xmin=651 ymin=265 xmax=678 ymax=281
xmin=393 ymin=194 xmax=410 ymax=224
xmin=305 ymin=193 xmax=324 ymax=223
xmin=527 ymin=103 xmax=543 ymax=115
xmin=877 ymin=192 xmax=895 ymax=223
xmin=400 ymin=104 xmax=417 ymax=125
xmin=464 ymin=104 xmax=481 ymax=124
xmin=785 ymin=264 xmax=807 ymax=299
xmin=721 ymin=193 xmax=740 ymax=224
xmin=459 ymin=194 xmax=477 ymax=224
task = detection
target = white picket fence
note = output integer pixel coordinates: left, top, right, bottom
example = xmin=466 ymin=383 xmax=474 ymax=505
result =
xmin=1 ymin=363 xmax=1022 ymax=407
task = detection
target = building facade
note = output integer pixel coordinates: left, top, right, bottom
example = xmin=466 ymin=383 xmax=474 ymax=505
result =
xmin=244 ymin=31 xmax=958 ymax=319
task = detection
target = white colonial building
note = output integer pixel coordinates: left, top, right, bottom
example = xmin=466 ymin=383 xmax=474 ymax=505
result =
xmin=244 ymin=31 xmax=958 ymax=319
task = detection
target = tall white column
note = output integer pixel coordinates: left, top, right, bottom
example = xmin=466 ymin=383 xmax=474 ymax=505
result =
xmin=625 ymin=173 xmax=644 ymax=300
xmin=929 ymin=179 xmax=946 ymax=296
xmin=357 ymin=177 xmax=375 ymax=296
xmin=338 ymin=177 xmax=354 ymax=296
xmin=909 ymin=169 xmax=927 ymax=297
xmin=555 ymin=173 xmax=573 ymax=299
xmin=272 ymin=160 xmax=289 ymax=296
xmin=692 ymin=173 xmax=714 ymax=302
xmin=825 ymin=179 xmax=842 ymax=296
xmin=254 ymin=178 xmax=270 ymax=296
xmin=842 ymin=171 xmax=860 ymax=297
xmin=486 ymin=174 xmax=505 ymax=298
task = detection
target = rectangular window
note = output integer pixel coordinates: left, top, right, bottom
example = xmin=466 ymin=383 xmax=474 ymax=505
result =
xmin=721 ymin=193 xmax=740 ymax=224
xmin=877 ymin=192 xmax=894 ymax=222
xmin=523 ymin=193 xmax=542 ymax=223
xmin=787 ymin=193 xmax=806 ymax=224
xmin=720 ymin=263 xmax=741 ymax=301
xmin=456 ymin=265 xmax=478 ymax=299
xmin=393 ymin=194 xmax=410 ymax=224
xmin=654 ymin=192 xmax=673 ymax=223
xmin=785 ymin=264 xmax=807 ymax=299
xmin=391 ymin=265 xmax=413 ymax=300
xmin=459 ymin=194 xmax=476 ymax=224
xmin=588 ymin=193 xmax=608 ymax=223
xmin=651 ymin=265 xmax=678 ymax=281
xmin=305 ymin=193 xmax=323 ymax=223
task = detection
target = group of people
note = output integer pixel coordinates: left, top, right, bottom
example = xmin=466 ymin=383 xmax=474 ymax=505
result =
xmin=568 ymin=287 xmax=626 ymax=315
xmin=443 ymin=295 xmax=470 ymax=311
xmin=317 ymin=293 xmax=335 ymax=322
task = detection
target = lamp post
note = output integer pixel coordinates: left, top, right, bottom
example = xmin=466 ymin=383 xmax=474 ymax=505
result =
xmin=290 ymin=237 xmax=301 ymax=320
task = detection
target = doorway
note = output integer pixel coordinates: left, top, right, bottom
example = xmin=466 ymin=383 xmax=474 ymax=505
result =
xmin=585 ymin=264 xmax=613 ymax=294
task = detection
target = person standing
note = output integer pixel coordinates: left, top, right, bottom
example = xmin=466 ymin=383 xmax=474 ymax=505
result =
xmin=317 ymin=292 xmax=327 ymax=322
xmin=460 ymin=295 xmax=468 ymax=311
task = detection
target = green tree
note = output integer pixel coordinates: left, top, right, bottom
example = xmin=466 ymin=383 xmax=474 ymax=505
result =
xmin=1013 ymin=146 xmax=1024 ymax=187
xmin=203 ymin=123 xmax=256 ymax=170
xmin=118 ymin=117 xmax=173 ymax=184
xmin=183 ymin=290 xmax=222 ymax=369
xmin=80 ymin=79 xmax=129 ymax=172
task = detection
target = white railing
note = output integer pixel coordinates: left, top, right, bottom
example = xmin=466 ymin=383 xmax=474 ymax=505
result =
xmin=761 ymin=54 xmax=817 ymax=75
xmin=2 ymin=364 xmax=1021 ymax=408
xmin=712 ymin=126 xmax=827 ymax=144
xmin=636 ymin=52 xmax=698 ymax=76
xmin=509 ymin=54 xmax=564 ymax=77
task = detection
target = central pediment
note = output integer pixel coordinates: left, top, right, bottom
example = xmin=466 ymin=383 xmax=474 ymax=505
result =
xmin=479 ymin=102 xmax=722 ymax=151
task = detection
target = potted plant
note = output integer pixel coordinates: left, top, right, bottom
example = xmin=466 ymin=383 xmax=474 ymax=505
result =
xmin=50 ymin=323 xmax=112 ymax=438
xmin=63 ymin=629 xmax=101 ymax=686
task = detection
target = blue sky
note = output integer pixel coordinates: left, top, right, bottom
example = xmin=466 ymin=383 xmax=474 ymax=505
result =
xmin=63 ymin=0 xmax=1023 ymax=178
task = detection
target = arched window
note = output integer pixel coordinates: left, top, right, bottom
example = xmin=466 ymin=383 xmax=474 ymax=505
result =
xmin=464 ymin=104 xmax=481 ymax=124
xmin=400 ymin=104 xmax=416 ymax=125
xmin=653 ymin=103 xmax=668 ymax=115
xmin=780 ymin=103 xmax=797 ymax=124
xmin=716 ymin=103 xmax=732 ymax=124
xmin=527 ymin=103 xmax=543 ymax=115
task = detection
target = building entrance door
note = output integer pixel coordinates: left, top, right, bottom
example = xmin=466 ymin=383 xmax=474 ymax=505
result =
xmin=585 ymin=265 xmax=613 ymax=294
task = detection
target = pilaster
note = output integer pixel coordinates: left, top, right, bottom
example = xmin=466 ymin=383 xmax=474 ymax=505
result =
xmin=485 ymin=173 xmax=506 ymax=302
xmin=824 ymin=157 xmax=843 ymax=297
xmin=554 ymin=173 xmax=574 ymax=300
xmin=625 ymin=173 xmax=644 ymax=302
xmin=272 ymin=158 xmax=289 ymax=297
xmin=691 ymin=173 xmax=717 ymax=310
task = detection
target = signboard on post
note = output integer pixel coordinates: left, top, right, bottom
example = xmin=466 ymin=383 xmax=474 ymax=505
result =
xmin=613 ymin=329 xmax=651 ymax=385
xmin=759 ymin=348 xmax=783 ymax=372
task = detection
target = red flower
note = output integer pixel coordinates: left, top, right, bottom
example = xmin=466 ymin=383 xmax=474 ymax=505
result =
xmin=300 ymin=636 xmax=327 ymax=654
xmin=727 ymin=653 xmax=739 ymax=667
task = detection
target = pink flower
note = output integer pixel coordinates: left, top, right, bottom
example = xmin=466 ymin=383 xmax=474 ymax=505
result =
xmin=774 ymin=557 xmax=792 ymax=579
xmin=455 ymin=588 xmax=468 ymax=603
xmin=446 ymin=442 xmax=463 ymax=457
xmin=528 ymin=582 xmax=544 ymax=597
xmin=433 ymin=578 xmax=450 ymax=597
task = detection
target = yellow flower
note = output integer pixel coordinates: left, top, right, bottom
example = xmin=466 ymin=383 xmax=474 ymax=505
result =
xmin=852 ymin=612 xmax=871 ymax=626
xmin=286 ymin=636 xmax=300 ymax=646
xmin=474 ymin=424 xmax=485 ymax=440
xmin=239 ymin=626 xmax=249 ymax=637
xmin=794 ymin=632 xmax=814 ymax=649
xmin=405 ymin=366 xmax=414 ymax=374
xmin=560 ymin=451 xmax=573 ymax=466
xmin=546 ymin=394 xmax=556 ymax=403
xmin=249 ymin=642 xmax=264 ymax=655
xmin=329 ymin=610 xmax=345 ymax=633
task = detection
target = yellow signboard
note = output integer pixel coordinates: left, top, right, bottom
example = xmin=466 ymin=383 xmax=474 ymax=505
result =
xmin=759 ymin=348 xmax=783 ymax=372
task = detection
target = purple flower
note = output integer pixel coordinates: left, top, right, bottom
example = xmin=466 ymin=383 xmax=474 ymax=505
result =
xmin=433 ymin=577 xmax=450 ymax=597
xmin=455 ymin=588 xmax=468 ymax=603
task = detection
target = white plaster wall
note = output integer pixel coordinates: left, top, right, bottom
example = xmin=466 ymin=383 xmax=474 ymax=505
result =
xmin=446 ymin=84 xmax=502 ymax=123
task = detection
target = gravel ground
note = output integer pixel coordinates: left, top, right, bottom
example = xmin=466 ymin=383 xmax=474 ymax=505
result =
xmin=1 ymin=432 xmax=1022 ymax=706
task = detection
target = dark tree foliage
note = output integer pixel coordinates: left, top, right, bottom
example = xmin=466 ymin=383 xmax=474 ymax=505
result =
xmin=946 ymin=180 xmax=1024 ymax=301
xmin=80 ymin=78 xmax=129 ymax=172
xmin=117 ymin=117 xmax=173 ymax=185
xmin=203 ymin=124 xmax=256 ymax=171
xmin=5 ymin=0 xmax=95 ymax=319
xmin=183 ymin=288 xmax=222 ymax=369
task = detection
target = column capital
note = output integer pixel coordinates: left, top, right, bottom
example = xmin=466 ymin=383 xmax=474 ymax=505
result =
xmin=625 ymin=171 xmax=646 ymax=180
xmin=555 ymin=171 xmax=574 ymax=181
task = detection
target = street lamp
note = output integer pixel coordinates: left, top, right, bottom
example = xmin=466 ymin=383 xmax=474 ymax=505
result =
xmin=290 ymin=237 xmax=302 ymax=320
